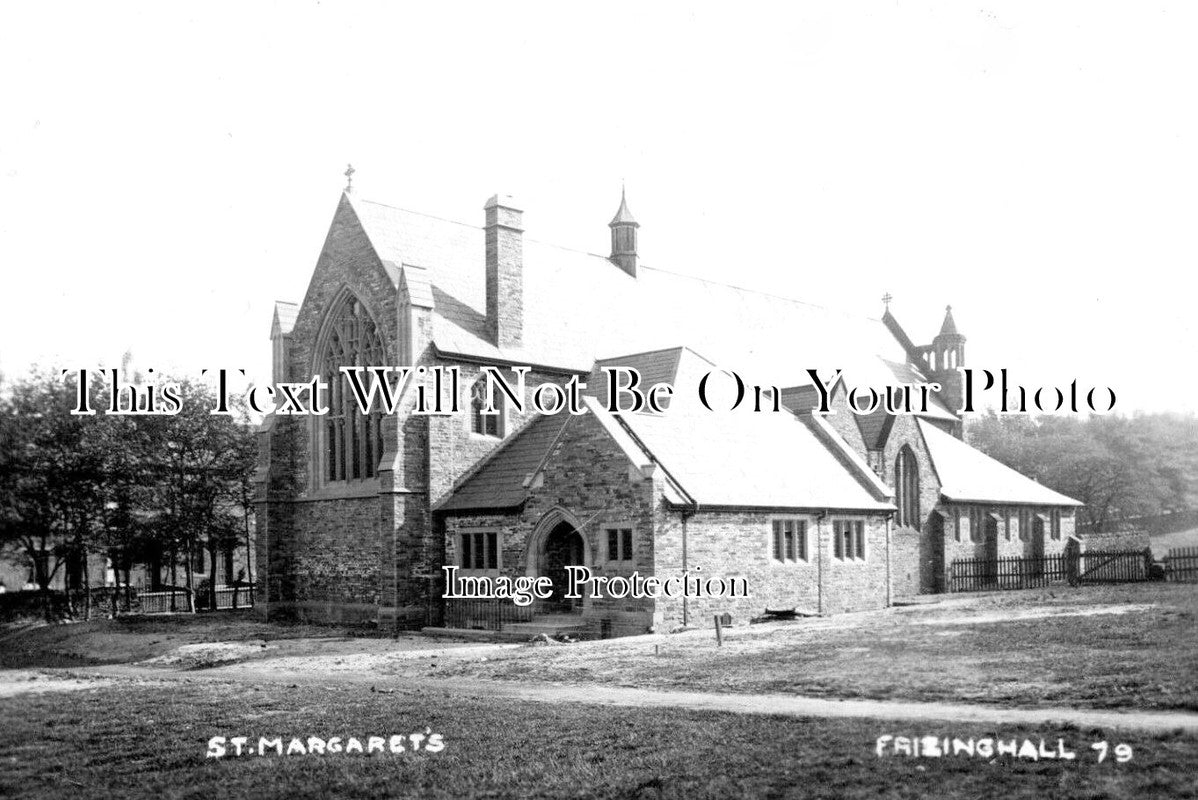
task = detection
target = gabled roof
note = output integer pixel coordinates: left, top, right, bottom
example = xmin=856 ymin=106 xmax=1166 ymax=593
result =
xmin=855 ymin=409 xmax=895 ymax=451
xmin=271 ymin=301 xmax=299 ymax=337
xmin=880 ymin=359 xmax=957 ymax=421
xmin=436 ymin=415 xmax=571 ymax=512
xmin=612 ymin=349 xmax=892 ymax=511
xmin=620 ymin=398 xmax=893 ymax=511
xmin=779 ymin=357 xmax=955 ymax=448
xmin=804 ymin=412 xmax=894 ymax=500
xmin=917 ymin=419 xmax=1082 ymax=507
xmin=586 ymin=346 xmax=710 ymax=411
xmin=438 ymin=349 xmax=895 ymax=514
xmin=434 ymin=397 xmax=690 ymax=513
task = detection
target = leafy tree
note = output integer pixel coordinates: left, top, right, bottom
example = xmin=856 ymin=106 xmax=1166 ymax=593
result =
xmin=967 ymin=411 xmax=1198 ymax=531
xmin=0 ymin=367 xmax=258 ymax=618
xmin=137 ymin=378 xmax=256 ymax=612
xmin=0 ymin=370 xmax=110 ymax=616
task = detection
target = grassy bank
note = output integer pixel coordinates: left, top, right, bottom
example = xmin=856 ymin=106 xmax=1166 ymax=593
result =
xmin=420 ymin=583 xmax=1198 ymax=711
xmin=0 ymin=613 xmax=388 ymax=669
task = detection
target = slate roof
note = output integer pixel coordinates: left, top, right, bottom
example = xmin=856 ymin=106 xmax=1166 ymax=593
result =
xmin=435 ymin=397 xmax=690 ymax=513
xmin=272 ymin=301 xmax=299 ymax=337
xmin=587 ymin=346 xmax=697 ymax=411
xmin=880 ymin=359 xmax=957 ymax=421
xmin=778 ymin=357 xmax=955 ymax=449
xmin=882 ymin=309 xmax=918 ymax=355
xmin=436 ymin=415 xmax=570 ymax=512
xmin=342 ymin=193 xmax=916 ymax=390
xmin=620 ymin=401 xmax=893 ymax=511
xmin=855 ymin=409 xmax=894 ymax=451
xmin=917 ymin=419 xmax=1082 ymax=507
xmin=439 ymin=350 xmax=894 ymax=513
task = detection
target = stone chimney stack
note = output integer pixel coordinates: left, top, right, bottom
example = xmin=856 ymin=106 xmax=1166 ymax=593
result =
xmin=484 ymin=194 xmax=523 ymax=348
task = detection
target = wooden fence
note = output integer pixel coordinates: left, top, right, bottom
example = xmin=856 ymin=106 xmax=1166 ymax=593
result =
xmin=207 ymin=585 xmax=254 ymax=610
xmin=138 ymin=590 xmax=193 ymax=614
xmin=949 ymin=554 xmax=1071 ymax=592
xmin=1165 ymin=547 xmax=1198 ymax=583
xmin=138 ymin=585 xmax=255 ymax=614
xmin=949 ymin=550 xmax=1152 ymax=593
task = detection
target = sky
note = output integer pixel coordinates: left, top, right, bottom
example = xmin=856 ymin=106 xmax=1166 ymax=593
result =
xmin=1 ymin=1 xmax=1195 ymax=414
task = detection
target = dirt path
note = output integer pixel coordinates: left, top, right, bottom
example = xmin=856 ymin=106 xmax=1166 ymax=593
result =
xmin=0 ymin=669 xmax=113 ymax=698
xmin=46 ymin=662 xmax=1198 ymax=734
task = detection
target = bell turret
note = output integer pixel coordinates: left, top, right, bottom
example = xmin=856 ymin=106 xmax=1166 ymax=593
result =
xmin=609 ymin=188 xmax=639 ymax=276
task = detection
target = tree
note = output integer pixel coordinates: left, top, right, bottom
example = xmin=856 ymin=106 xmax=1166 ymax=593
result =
xmin=0 ymin=369 xmax=110 ymax=617
xmin=967 ymin=410 xmax=1198 ymax=532
xmin=138 ymin=378 xmax=257 ymax=612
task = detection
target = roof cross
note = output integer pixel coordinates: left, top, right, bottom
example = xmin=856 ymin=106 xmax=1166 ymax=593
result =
xmin=344 ymin=163 xmax=355 ymax=193
xmin=882 ymin=292 xmax=893 ymax=309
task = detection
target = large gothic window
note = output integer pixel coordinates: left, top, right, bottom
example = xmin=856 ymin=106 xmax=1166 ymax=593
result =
xmin=895 ymin=445 xmax=920 ymax=529
xmin=320 ymin=294 xmax=386 ymax=482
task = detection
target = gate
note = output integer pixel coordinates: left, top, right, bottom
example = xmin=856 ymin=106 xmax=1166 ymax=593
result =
xmin=1165 ymin=546 xmax=1198 ymax=582
xmin=1074 ymin=550 xmax=1151 ymax=584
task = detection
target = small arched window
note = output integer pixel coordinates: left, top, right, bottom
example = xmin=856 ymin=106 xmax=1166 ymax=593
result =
xmin=320 ymin=294 xmax=385 ymax=482
xmin=470 ymin=377 xmax=503 ymax=438
xmin=895 ymin=445 xmax=921 ymax=529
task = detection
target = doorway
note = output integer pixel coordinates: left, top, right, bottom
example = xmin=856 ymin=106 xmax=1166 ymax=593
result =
xmin=542 ymin=522 xmax=585 ymax=612
xmin=927 ymin=512 xmax=946 ymax=593
xmin=984 ymin=515 xmax=1000 ymax=585
xmin=1030 ymin=515 xmax=1045 ymax=578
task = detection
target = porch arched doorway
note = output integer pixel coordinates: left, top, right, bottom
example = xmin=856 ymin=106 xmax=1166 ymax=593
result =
xmin=541 ymin=522 xmax=586 ymax=612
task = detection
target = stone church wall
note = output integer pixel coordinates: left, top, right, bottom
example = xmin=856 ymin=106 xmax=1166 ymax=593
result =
xmin=1079 ymin=525 xmax=1148 ymax=552
xmin=440 ymin=411 xmax=659 ymax=638
xmin=256 ymin=199 xmax=401 ymax=623
xmin=653 ymin=510 xmax=891 ymax=630
xmin=881 ymin=414 xmax=943 ymax=596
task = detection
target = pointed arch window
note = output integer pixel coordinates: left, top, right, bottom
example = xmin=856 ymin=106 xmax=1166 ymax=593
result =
xmin=320 ymin=294 xmax=386 ymax=482
xmin=895 ymin=445 xmax=921 ymax=529
xmin=470 ymin=377 xmax=503 ymax=438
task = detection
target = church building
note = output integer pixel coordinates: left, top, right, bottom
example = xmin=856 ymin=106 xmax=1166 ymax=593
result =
xmin=253 ymin=181 xmax=1081 ymax=636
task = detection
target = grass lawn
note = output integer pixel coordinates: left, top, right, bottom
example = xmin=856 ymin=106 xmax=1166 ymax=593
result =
xmin=0 ymin=682 xmax=1193 ymax=800
xmin=417 ymin=583 xmax=1198 ymax=711
xmin=0 ymin=613 xmax=389 ymax=669
xmin=3 ymin=584 xmax=1196 ymax=715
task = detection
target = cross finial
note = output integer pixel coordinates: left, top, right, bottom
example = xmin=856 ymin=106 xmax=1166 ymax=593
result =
xmin=882 ymin=292 xmax=893 ymax=310
xmin=344 ymin=163 xmax=355 ymax=193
